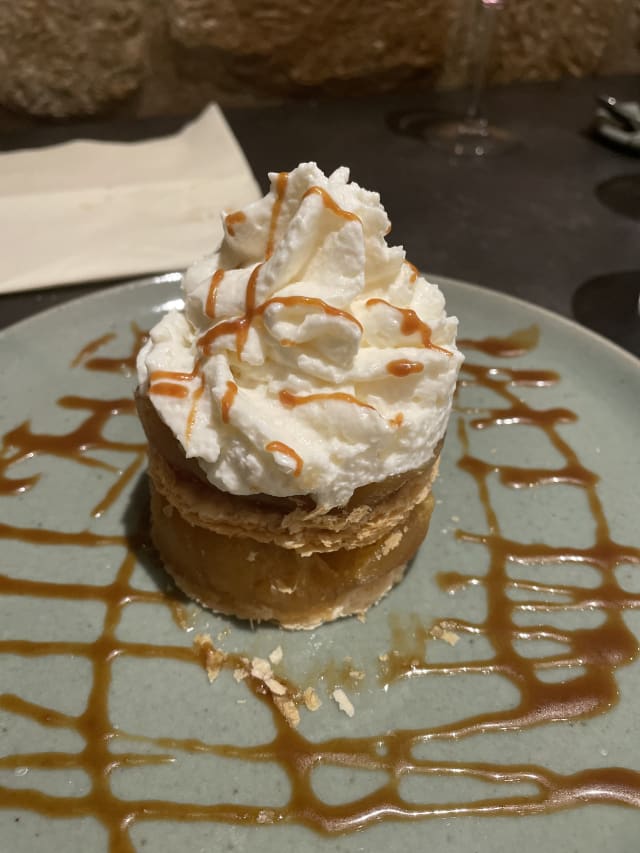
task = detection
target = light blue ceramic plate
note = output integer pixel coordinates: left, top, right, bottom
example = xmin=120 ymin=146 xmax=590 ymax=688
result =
xmin=1 ymin=274 xmax=639 ymax=853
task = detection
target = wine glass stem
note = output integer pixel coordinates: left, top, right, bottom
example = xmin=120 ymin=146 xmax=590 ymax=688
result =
xmin=465 ymin=0 xmax=501 ymax=124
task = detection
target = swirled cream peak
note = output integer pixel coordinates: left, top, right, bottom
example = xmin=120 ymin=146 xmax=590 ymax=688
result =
xmin=137 ymin=162 xmax=463 ymax=508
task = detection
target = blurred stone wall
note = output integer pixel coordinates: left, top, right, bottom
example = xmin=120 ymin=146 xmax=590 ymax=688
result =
xmin=0 ymin=0 xmax=637 ymax=120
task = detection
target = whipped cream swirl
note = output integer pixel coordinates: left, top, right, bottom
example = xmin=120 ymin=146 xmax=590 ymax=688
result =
xmin=137 ymin=162 xmax=463 ymax=508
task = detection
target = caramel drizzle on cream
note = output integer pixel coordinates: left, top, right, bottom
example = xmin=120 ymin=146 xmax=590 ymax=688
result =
xmin=198 ymin=263 xmax=263 ymax=358
xmin=224 ymin=211 xmax=246 ymax=237
xmin=366 ymin=297 xmax=452 ymax=356
xmin=265 ymin=440 xmax=303 ymax=476
xmin=386 ymin=359 xmax=424 ymax=377
xmin=279 ymin=389 xmax=377 ymax=412
xmin=221 ymin=381 xmax=238 ymax=423
xmin=2 ymin=295 xmax=640 ymax=852
xmin=302 ymin=185 xmax=361 ymax=224
xmin=198 ymin=288 xmax=363 ymax=360
xmin=261 ymin=295 xmax=363 ymax=332
xmin=148 ymin=364 xmax=205 ymax=445
xmin=205 ymin=269 xmax=225 ymax=319
xmin=186 ymin=378 xmax=205 ymax=443
xmin=404 ymin=260 xmax=419 ymax=283
xmin=198 ymin=181 xmax=365 ymax=360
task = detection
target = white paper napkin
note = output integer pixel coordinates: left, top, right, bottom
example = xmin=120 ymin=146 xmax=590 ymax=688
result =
xmin=0 ymin=104 xmax=262 ymax=295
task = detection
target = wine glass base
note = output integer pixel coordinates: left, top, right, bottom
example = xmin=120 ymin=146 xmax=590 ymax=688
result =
xmin=426 ymin=119 xmax=517 ymax=157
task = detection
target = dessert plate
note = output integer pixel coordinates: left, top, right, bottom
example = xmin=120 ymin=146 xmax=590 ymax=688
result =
xmin=1 ymin=273 xmax=639 ymax=853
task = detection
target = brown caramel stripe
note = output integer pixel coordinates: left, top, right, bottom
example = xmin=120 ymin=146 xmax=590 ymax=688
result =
xmin=70 ymin=332 xmax=116 ymax=367
xmin=186 ymin=378 xmax=205 ymax=443
xmin=221 ymin=380 xmax=238 ymax=423
xmin=224 ymin=211 xmax=246 ymax=237
xmin=205 ymin=269 xmax=225 ymax=319
xmin=148 ymin=365 xmax=205 ymax=444
xmin=198 ymin=264 xmax=263 ymax=358
xmin=404 ymin=260 xmax=419 ymax=283
xmin=302 ymin=185 xmax=361 ymax=224
xmin=366 ymin=297 xmax=452 ymax=356
xmin=279 ymin=389 xmax=376 ymax=412
xmin=148 ymin=382 xmax=189 ymax=399
xmin=1 ymin=322 xmax=640 ymax=852
xmin=458 ymin=324 xmax=539 ymax=357
xmin=266 ymin=177 xmax=361 ymax=261
xmin=387 ymin=359 xmax=424 ymax=377
xmin=79 ymin=323 xmax=147 ymax=373
xmin=260 ymin=295 xmax=363 ymax=332
xmin=265 ymin=440 xmax=303 ymax=476
xmin=199 ymin=182 xmax=365 ymax=359
xmin=265 ymin=171 xmax=289 ymax=259
xmin=198 ymin=287 xmax=362 ymax=359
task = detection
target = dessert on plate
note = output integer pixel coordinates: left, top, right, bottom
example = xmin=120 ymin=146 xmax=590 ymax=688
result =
xmin=136 ymin=162 xmax=463 ymax=628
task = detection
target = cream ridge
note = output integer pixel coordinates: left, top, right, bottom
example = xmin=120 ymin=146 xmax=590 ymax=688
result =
xmin=137 ymin=162 xmax=463 ymax=509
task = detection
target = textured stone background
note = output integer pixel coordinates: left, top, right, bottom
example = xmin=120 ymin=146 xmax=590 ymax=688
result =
xmin=0 ymin=0 xmax=638 ymax=122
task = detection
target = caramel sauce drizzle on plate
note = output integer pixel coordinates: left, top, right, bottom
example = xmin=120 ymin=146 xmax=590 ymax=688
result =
xmin=2 ymin=312 xmax=640 ymax=850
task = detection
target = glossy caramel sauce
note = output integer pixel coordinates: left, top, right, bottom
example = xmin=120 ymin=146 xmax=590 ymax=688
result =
xmin=265 ymin=440 xmax=304 ymax=477
xmin=224 ymin=211 xmax=246 ymax=237
xmin=279 ymin=389 xmax=376 ymax=412
xmin=266 ymin=172 xmax=289 ymax=259
xmin=220 ymin=380 xmax=238 ymax=423
xmin=366 ymin=297 xmax=452 ymax=356
xmin=205 ymin=269 xmax=225 ymax=319
xmin=185 ymin=378 xmax=205 ymax=444
xmin=404 ymin=260 xmax=419 ymax=283
xmin=387 ymin=359 xmax=424 ymax=377
xmin=196 ymin=178 xmax=367 ymax=363
xmin=260 ymin=295 xmax=363 ymax=332
xmin=147 ymin=381 xmax=189 ymax=399
xmin=198 ymin=263 xmax=263 ymax=358
xmin=2 ymin=320 xmax=640 ymax=852
xmin=302 ymin=185 xmax=361 ymax=224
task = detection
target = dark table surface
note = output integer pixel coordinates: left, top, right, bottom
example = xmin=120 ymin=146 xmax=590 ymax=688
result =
xmin=1 ymin=75 xmax=639 ymax=356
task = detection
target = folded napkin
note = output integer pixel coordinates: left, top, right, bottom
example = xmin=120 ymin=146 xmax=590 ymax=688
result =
xmin=0 ymin=104 xmax=262 ymax=294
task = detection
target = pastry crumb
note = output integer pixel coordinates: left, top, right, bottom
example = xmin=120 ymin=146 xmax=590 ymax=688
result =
xmin=332 ymin=688 xmax=355 ymax=717
xmin=233 ymin=667 xmax=248 ymax=682
xmin=349 ymin=669 xmax=365 ymax=682
xmin=356 ymin=613 xmax=367 ymax=623
xmin=268 ymin=645 xmax=283 ymax=665
xmin=431 ymin=623 xmax=460 ymax=646
xmin=273 ymin=695 xmax=300 ymax=728
xmin=303 ymin=687 xmax=322 ymax=711
xmin=256 ymin=809 xmax=273 ymax=824
xmin=265 ymin=677 xmax=287 ymax=696
xmin=193 ymin=633 xmax=226 ymax=682
xmin=378 ymin=652 xmax=389 ymax=662
xmin=250 ymin=656 xmax=272 ymax=681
